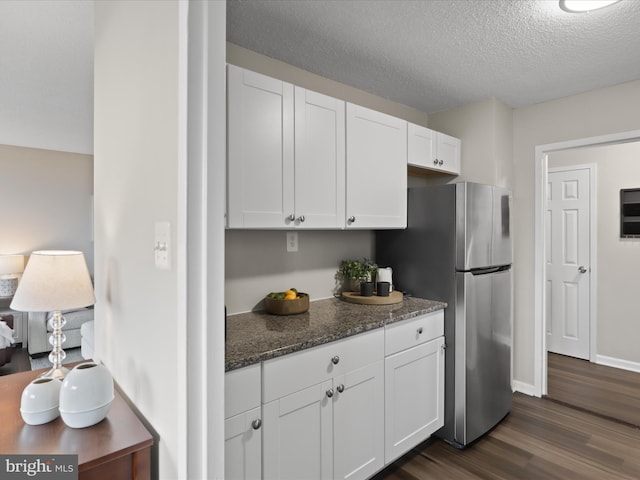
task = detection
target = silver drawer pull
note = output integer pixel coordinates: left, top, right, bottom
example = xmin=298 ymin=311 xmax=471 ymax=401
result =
xmin=417 ymin=327 xmax=423 ymax=334
xmin=336 ymin=384 xmax=344 ymax=393
xmin=326 ymin=388 xmax=334 ymax=398
xmin=252 ymin=419 xmax=262 ymax=430
xmin=331 ymin=355 xmax=340 ymax=365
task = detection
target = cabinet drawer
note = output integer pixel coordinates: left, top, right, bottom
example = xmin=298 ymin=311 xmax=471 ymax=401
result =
xmin=385 ymin=310 xmax=444 ymax=356
xmin=225 ymin=363 xmax=261 ymax=419
xmin=263 ymin=328 xmax=384 ymax=403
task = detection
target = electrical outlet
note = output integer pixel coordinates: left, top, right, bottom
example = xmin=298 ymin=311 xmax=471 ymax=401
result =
xmin=286 ymin=231 xmax=298 ymax=252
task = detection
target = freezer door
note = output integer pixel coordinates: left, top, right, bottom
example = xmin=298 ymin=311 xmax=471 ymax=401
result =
xmin=456 ymin=183 xmax=511 ymax=270
xmin=455 ymin=268 xmax=512 ymax=446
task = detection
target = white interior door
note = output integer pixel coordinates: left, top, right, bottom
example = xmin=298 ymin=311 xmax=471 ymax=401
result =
xmin=546 ymin=167 xmax=591 ymax=359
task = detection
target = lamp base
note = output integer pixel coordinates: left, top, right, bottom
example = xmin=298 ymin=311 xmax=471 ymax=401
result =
xmin=39 ymin=365 xmax=70 ymax=381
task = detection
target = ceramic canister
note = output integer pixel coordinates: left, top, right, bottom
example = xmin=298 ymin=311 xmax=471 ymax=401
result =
xmin=377 ymin=267 xmax=393 ymax=292
xmin=59 ymin=362 xmax=114 ymax=429
xmin=20 ymin=377 xmax=62 ymax=425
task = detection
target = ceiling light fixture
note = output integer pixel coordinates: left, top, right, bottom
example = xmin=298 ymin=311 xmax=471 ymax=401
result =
xmin=559 ymin=0 xmax=621 ymax=13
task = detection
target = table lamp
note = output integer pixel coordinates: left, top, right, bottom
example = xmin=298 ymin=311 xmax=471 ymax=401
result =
xmin=0 ymin=254 xmax=25 ymax=298
xmin=11 ymin=251 xmax=95 ymax=379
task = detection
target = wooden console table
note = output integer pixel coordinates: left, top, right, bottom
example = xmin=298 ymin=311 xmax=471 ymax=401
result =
xmin=0 ymin=367 xmax=153 ymax=479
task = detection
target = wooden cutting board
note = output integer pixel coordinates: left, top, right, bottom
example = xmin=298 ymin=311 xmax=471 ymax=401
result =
xmin=341 ymin=290 xmax=403 ymax=305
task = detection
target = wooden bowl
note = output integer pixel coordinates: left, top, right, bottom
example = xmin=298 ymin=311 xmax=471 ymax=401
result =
xmin=264 ymin=293 xmax=310 ymax=315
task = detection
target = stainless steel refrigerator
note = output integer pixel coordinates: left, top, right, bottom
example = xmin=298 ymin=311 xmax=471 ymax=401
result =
xmin=376 ymin=182 xmax=512 ymax=448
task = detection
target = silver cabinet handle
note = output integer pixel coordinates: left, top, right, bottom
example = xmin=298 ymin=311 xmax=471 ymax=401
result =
xmin=252 ymin=419 xmax=262 ymax=430
xmin=326 ymin=388 xmax=334 ymax=398
xmin=438 ymin=159 xmax=444 ymax=166
xmin=331 ymin=355 xmax=340 ymax=365
xmin=433 ymin=159 xmax=439 ymax=165
xmin=288 ymin=214 xmax=295 ymax=221
xmin=417 ymin=327 xmax=423 ymax=334
xmin=578 ymin=266 xmax=588 ymax=274
xmin=348 ymin=216 xmax=356 ymax=224
xmin=441 ymin=343 xmax=447 ymax=352
xmin=298 ymin=215 xmax=305 ymax=223
xmin=336 ymin=384 xmax=344 ymax=393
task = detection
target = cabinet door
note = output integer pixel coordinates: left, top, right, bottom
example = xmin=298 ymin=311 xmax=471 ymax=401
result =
xmin=227 ymin=65 xmax=294 ymax=228
xmin=435 ymin=132 xmax=460 ymax=174
xmin=346 ymin=103 xmax=407 ymax=229
xmin=263 ymin=380 xmax=333 ymax=480
xmin=294 ymin=87 xmax=345 ymax=229
xmin=225 ymin=407 xmax=262 ymax=480
xmin=384 ymin=337 xmax=445 ymax=463
xmin=407 ymin=123 xmax=435 ymax=170
xmin=333 ymin=360 xmax=384 ymax=480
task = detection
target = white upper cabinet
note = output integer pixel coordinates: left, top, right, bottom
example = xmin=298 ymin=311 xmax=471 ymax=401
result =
xmin=294 ymin=87 xmax=345 ymax=229
xmin=408 ymin=123 xmax=460 ymax=175
xmin=227 ymin=65 xmax=294 ymax=228
xmin=227 ymin=65 xmax=345 ymax=229
xmin=346 ymin=104 xmax=407 ymax=229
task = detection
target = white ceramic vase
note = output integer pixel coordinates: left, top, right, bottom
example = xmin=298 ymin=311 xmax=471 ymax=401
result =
xmin=20 ymin=377 xmax=62 ymax=425
xmin=59 ymin=362 xmax=114 ymax=429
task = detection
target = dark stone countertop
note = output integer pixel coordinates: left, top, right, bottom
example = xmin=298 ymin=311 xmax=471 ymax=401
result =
xmin=225 ymin=296 xmax=446 ymax=371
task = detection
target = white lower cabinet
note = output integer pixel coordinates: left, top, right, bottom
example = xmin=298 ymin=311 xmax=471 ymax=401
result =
xmin=384 ymin=311 xmax=445 ymax=464
xmin=262 ymin=329 xmax=385 ymax=480
xmin=263 ymin=380 xmax=333 ymax=480
xmin=227 ymin=312 xmax=445 ymax=480
xmin=333 ymin=360 xmax=385 ymax=480
xmin=225 ymin=364 xmax=262 ymax=480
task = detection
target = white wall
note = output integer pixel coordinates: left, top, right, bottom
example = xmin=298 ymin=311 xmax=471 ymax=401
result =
xmin=226 ymin=230 xmax=373 ymax=314
xmin=0 ymin=1 xmax=93 ymax=155
xmin=512 ymin=79 xmax=640 ymax=388
xmin=428 ymin=97 xmax=513 ymax=189
xmin=0 ymin=144 xmax=94 ymax=272
xmin=94 ymin=1 xmax=184 ymax=477
xmin=550 ymin=142 xmax=640 ymax=364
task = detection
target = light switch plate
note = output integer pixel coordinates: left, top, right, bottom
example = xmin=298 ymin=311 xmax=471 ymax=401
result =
xmin=155 ymin=221 xmax=171 ymax=269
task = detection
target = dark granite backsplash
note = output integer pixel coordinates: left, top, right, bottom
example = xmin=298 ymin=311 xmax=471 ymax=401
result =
xmin=225 ymin=296 xmax=446 ymax=371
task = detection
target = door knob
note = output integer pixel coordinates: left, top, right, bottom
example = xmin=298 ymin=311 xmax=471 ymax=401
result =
xmin=578 ymin=266 xmax=588 ymax=274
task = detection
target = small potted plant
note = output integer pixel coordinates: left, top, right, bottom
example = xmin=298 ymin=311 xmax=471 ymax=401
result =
xmin=338 ymin=258 xmax=378 ymax=292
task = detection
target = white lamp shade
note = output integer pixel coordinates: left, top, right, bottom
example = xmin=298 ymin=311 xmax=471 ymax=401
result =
xmin=0 ymin=254 xmax=25 ymax=276
xmin=10 ymin=251 xmax=95 ymax=312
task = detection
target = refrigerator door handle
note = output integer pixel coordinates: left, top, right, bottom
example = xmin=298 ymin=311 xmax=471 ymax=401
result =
xmin=459 ymin=264 xmax=511 ymax=275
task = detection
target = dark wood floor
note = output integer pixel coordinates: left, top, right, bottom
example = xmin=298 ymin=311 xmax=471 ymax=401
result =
xmin=375 ymin=354 xmax=640 ymax=479
xmin=0 ymin=346 xmax=30 ymax=376
xmin=547 ymin=352 xmax=640 ymax=428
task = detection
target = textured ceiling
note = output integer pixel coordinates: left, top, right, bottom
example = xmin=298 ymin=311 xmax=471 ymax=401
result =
xmin=1 ymin=0 xmax=639 ymax=155
xmin=227 ymin=0 xmax=640 ymax=114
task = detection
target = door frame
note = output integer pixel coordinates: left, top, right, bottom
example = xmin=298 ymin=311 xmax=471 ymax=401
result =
xmin=534 ymin=129 xmax=640 ymax=397
xmin=546 ymin=163 xmax=597 ymax=363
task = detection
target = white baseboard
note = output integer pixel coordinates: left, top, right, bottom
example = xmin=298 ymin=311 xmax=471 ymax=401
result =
xmin=596 ymin=354 xmax=640 ymax=373
xmin=512 ymin=380 xmax=538 ymax=397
